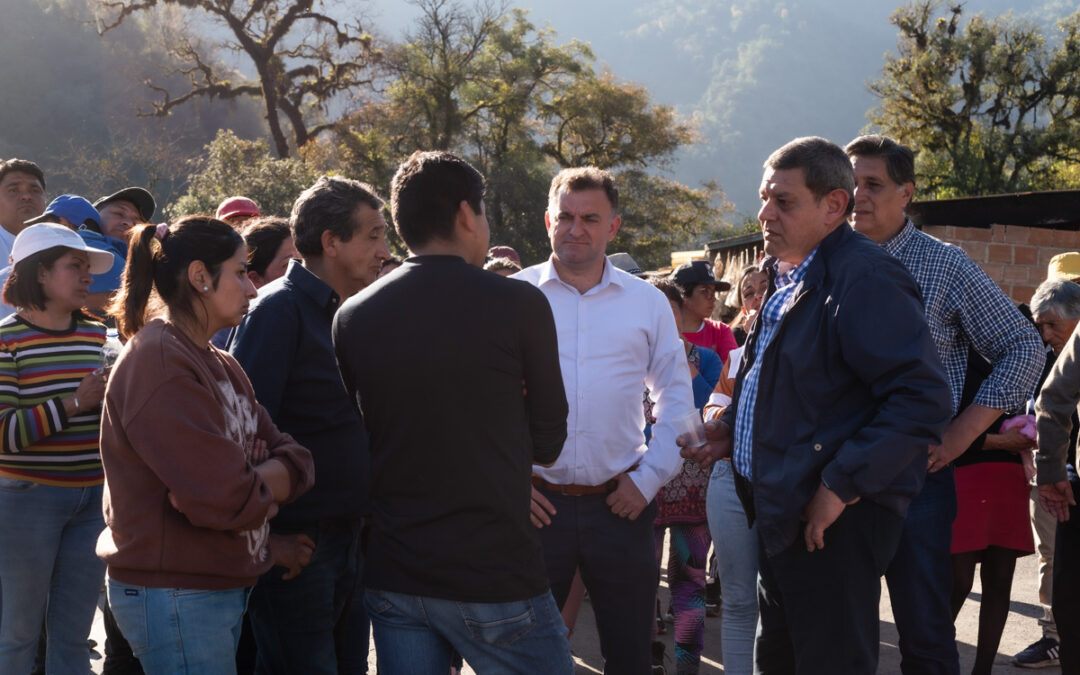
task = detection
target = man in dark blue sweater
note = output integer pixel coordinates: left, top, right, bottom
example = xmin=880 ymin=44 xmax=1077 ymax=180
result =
xmin=229 ymin=175 xmax=391 ymax=674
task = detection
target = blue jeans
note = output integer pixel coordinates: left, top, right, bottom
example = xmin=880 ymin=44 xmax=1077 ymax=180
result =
xmin=705 ymin=461 xmax=758 ymax=675
xmin=0 ymin=479 xmax=105 ymax=675
xmin=107 ymin=578 xmax=247 ymax=675
xmin=884 ymin=467 xmax=961 ymax=675
xmin=248 ymin=519 xmax=367 ymax=674
xmin=365 ymin=588 xmax=573 ymax=675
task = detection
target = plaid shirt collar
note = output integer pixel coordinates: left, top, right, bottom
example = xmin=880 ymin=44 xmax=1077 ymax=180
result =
xmin=880 ymin=219 xmax=916 ymax=257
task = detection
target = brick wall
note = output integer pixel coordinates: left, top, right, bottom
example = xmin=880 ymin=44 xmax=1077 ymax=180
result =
xmin=922 ymin=224 xmax=1080 ymax=305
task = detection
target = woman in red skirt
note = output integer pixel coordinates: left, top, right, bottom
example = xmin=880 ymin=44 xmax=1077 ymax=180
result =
xmin=951 ymin=349 xmax=1037 ymax=675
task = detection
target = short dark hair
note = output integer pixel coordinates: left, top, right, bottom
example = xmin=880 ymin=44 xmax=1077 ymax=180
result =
xmin=547 ymin=167 xmax=619 ymax=212
xmin=650 ymin=276 xmax=683 ymax=307
xmin=764 ymin=137 xmax=854 ymax=217
xmin=390 ymin=151 xmax=485 ymax=249
xmin=2 ymin=245 xmax=70 ymax=311
xmin=291 ymin=175 xmax=384 ymax=257
xmin=0 ymin=158 xmax=45 ymax=190
xmin=242 ymin=216 xmax=293 ymax=277
xmin=844 ymin=134 xmax=916 ymax=188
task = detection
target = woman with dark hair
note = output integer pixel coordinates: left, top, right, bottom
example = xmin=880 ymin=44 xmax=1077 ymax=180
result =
xmin=241 ymin=217 xmax=297 ymax=289
xmin=0 ymin=223 xmax=115 ymax=673
xmin=98 ymin=216 xmax=314 ymax=674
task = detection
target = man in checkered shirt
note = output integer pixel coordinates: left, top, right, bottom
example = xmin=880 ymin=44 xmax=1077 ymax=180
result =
xmin=846 ymin=134 xmax=1045 ymax=675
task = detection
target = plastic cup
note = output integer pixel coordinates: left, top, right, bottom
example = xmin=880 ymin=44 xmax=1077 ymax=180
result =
xmin=672 ymin=409 xmax=707 ymax=448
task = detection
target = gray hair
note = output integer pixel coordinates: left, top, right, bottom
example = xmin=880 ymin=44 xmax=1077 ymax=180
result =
xmin=1031 ymin=278 xmax=1080 ymax=320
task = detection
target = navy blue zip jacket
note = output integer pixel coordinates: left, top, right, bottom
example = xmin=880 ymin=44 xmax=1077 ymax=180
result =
xmin=722 ymin=224 xmax=952 ymax=556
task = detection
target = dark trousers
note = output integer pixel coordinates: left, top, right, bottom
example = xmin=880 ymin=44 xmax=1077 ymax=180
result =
xmin=884 ymin=468 xmax=961 ymax=675
xmin=1053 ymin=475 xmax=1080 ymax=674
xmin=249 ymin=519 xmax=367 ymax=675
xmin=103 ymin=601 xmax=144 ymax=675
xmin=538 ymin=490 xmax=658 ymax=675
xmin=756 ymin=500 xmax=904 ymax=675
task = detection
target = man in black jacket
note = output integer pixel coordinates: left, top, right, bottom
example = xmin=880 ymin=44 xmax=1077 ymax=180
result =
xmin=683 ymin=136 xmax=952 ymax=674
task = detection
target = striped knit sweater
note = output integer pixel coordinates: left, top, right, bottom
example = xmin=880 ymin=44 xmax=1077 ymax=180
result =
xmin=0 ymin=314 xmax=106 ymax=486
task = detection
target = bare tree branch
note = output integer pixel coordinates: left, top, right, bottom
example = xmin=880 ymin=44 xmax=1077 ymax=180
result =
xmin=94 ymin=0 xmax=380 ymax=157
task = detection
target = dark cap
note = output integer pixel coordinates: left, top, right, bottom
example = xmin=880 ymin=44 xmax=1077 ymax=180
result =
xmin=608 ymin=252 xmax=645 ymax=277
xmin=671 ymin=260 xmax=731 ymax=291
xmin=94 ymin=187 xmax=156 ymax=222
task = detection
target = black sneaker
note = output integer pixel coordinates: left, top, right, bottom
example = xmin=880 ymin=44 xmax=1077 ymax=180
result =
xmin=705 ymin=580 xmax=721 ymax=617
xmin=651 ymin=640 xmax=667 ymax=674
xmin=1012 ymin=637 xmax=1060 ymax=668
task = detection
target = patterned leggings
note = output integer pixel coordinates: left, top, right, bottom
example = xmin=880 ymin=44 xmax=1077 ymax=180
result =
xmin=654 ymin=522 xmax=711 ymax=674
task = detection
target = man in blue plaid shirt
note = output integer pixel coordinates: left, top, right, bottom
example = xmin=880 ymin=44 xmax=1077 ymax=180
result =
xmin=846 ymin=135 xmax=1045 ymax=675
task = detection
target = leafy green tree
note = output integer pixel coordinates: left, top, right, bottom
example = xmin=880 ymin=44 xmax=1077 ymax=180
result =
xmin=613 ymin=170 xmax=731 ymax=270
xmin=868 ymin=1 xmax=1080 ymax=198
xmin=168 ymin=129 xmax=317 ymax=218
xmin=332 ymin=0 xmax=726 ymax=266
xmin=540 ymin=71 xmax=694 ymax=171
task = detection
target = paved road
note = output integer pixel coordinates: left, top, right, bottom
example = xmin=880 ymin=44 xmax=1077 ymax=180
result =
xmin=564 ymin=541 xmax=1046 ymax=674
xmin=88 ymin=535 xmax=1049 ymax=673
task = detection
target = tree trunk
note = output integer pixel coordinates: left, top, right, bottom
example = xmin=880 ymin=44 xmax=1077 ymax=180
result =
xmin=257 ymin=62 xmax=290 ymax=158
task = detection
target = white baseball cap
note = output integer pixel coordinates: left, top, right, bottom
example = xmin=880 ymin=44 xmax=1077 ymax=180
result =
xmin=11 ymin=223 xmax=116 ymax=274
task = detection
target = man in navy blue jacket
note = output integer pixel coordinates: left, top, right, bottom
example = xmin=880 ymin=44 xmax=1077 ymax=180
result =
xmin=229 ymin=175 xmax=391 ymax=674
xmin=682 ymin=136 xmax=953 ymax=674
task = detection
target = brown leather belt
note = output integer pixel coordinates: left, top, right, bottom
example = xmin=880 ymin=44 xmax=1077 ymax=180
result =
xmin=531 ymin=475 xmax=617 ymax=496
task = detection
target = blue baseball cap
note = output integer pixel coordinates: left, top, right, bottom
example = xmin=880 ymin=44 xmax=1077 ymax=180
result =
xmin=76 ymin=229 xmax=125 ymax=294
xmin=24 ymin=194 xmax=102 ymax=229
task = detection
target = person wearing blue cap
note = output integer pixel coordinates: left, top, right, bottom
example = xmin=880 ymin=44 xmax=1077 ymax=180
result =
xmin=0 ymin=196 xmax=124 ymax=320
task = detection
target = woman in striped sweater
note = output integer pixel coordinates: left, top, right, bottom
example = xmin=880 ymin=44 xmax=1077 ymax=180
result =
xmin=0 ymin=223 xmax=116 ymax=674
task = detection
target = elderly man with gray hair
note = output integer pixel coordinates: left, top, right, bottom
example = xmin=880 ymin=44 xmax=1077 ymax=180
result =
xmin=1011 ymin=277 xmax=1080 ymax=668
xmin=1033 ymin=272 xmax=1080 ymax=672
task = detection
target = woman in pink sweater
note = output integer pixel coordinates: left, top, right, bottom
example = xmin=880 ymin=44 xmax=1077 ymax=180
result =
xmin=97 ymin=217 xmax=314 ymax=674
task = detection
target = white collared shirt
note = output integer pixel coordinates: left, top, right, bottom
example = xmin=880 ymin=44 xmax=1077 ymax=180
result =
xmin=513 ymin=258 xmax=695 ymax=501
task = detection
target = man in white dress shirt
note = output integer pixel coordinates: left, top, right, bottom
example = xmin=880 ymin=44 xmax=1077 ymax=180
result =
xmin=514 ymin=166 xmax=695 ymax=673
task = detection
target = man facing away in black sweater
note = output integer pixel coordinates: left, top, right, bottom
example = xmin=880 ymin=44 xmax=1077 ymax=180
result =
xmin=333 ymin=150 xmax=574 ymax=675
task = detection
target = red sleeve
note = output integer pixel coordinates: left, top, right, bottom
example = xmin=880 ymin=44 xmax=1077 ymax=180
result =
xmin=708 ymin=320 xmax=738 ymax=365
